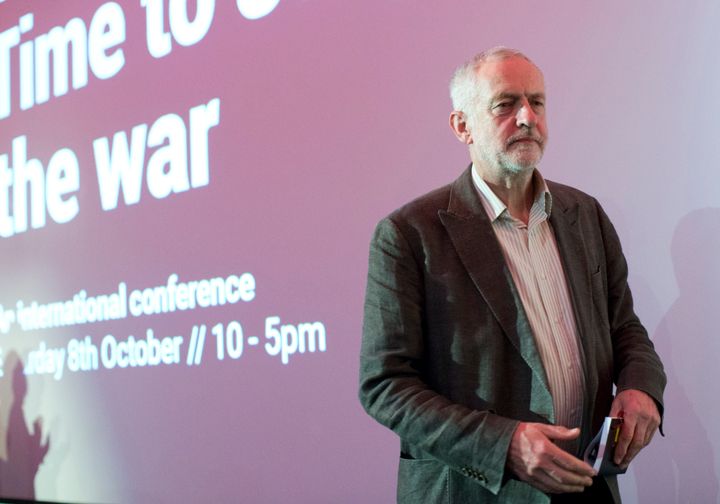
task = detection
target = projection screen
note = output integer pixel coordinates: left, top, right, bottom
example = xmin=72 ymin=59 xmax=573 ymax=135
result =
xmin=0 ymin=1 xmax=718 ymax=503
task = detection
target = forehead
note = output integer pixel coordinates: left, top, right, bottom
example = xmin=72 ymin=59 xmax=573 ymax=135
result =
xmin=475 ymin=56 xmax=545 ymax=100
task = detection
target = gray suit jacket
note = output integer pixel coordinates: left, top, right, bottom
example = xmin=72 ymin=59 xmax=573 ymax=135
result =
xmin=359 ymin=167 xmax=666 ymax=504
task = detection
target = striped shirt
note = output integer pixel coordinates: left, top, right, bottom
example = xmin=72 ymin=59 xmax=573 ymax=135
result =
xmin=472 ymin=166 xmax=585 ymax=433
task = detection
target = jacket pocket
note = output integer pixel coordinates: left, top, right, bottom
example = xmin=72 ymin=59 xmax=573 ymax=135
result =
xmin=397 ymin=457 xmax=448 ymax=504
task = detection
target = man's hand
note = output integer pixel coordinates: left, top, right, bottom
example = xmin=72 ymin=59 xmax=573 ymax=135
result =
xmin=506 ymin=422 xmax=595 ymax=494
xmin=609 ymin=389 xmax=660 ymax=468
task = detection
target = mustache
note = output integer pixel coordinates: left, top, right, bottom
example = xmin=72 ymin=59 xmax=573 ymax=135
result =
xmin=507 ymin=134 xmax=544 ymax=147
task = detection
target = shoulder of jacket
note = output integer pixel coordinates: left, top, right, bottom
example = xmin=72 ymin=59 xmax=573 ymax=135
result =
xmin=385 ymin=182 xmax=453 ymax=226
xmin=546 ymin=179 xmax=601 ymax=209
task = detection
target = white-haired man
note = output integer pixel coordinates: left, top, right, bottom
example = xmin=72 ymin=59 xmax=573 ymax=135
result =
xmin=360 ymin=48 xmax=665 ymax=503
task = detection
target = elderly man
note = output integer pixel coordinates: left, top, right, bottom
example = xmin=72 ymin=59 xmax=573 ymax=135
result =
xmin=359 ymin=47 xmax=666 ymax=503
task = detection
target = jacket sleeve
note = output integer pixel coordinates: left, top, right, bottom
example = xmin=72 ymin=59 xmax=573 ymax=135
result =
xmin=595 ymin=201 xmax=667 ymax=414
xmin=358 ymin=216 xmax=518 ymax=494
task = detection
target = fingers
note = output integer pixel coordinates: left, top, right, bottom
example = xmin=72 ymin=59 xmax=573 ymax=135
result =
xmin=613 ymin=418 xmax=634 ymax=466
xmin=644 ymin=422 xmax=656 ymax=446
xmin=614 ymin=413 xmax=659 ymax=466
xmin=527 ymin=445 xmax=595 ymax=493
xmin=536 ymin=425 xmax=596 ymax=476
xmin=544 ymin=453 xmax=595 ymax=491
xmin=551 ymin=450 xmax=595 ymax=478
xmin=611 ymin=390 xmax=661 ymax=467
xmin=539 ymin=424 xmax=581 ymax=441
xmin=507 ymin=422 xmax=595 ymax=494
xmin=532 ymin=466 xmax=590 ymax=494
xmin=626 ymin=417 xmax=649 ymax=464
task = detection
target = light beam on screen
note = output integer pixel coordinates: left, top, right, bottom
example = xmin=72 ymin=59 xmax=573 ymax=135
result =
xmin=0 ymin=273 xmax=127 ymax=503
xmin=31 ymin=377 xmax=126 ymax=503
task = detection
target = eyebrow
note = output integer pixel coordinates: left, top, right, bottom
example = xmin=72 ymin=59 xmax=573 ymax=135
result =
xmin=492 ymin=92 xmax=546 ymax=102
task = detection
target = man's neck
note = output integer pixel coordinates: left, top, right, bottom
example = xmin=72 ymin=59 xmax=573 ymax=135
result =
xmin=475 ymin=165 xmax=536 ymax=224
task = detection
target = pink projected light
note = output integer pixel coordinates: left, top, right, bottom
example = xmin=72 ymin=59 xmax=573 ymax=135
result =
xmin=0 ymin=0 xmax=716 ymax=503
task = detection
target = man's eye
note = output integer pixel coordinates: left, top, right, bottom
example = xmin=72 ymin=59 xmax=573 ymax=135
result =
xmin=494 ymin=102 xmax=512 ymax=111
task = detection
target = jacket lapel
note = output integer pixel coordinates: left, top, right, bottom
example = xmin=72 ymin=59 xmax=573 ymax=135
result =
xmin=546 ymin=188 xmax=592 ymax=338
xmin=548 ymin=185 xmax=599 ymax=435
xmin=438 ymin=167 xmax=553 ymax=420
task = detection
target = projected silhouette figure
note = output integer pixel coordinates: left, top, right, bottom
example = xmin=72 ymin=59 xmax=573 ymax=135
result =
xmin=634 ymin=208 xmax=720 ymax=503
xmin=0 ymin=352 xmax=50 ymax=499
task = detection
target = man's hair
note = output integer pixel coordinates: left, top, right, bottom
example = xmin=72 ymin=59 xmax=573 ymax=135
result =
xmin=449 ymin=47 xmax=535 ymax=116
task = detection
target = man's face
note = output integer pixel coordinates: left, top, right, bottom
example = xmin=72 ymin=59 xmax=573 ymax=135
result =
xmin=466 ymin=56 xmax=547 ymax=177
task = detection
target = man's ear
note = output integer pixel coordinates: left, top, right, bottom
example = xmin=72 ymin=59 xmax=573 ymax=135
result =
xmin=449 ymin=111 xmax=473 ymax=145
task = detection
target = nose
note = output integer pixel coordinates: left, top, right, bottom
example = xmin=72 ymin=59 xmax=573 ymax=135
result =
xmin=516 ymin=99 xmax=537 ymax=129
